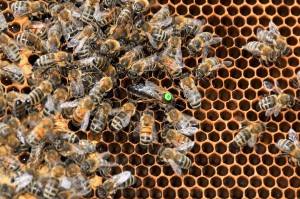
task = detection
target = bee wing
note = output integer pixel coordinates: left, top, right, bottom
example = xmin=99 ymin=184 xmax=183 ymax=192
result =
xmin=70 ymin=80 xmax=85 ymax=98
xmin=288 ymin=128 xmax=300 ymax=147
xmin=132 ymin=123 xmax=141 ymax=137
xmin=223 ymin=61 xmax=233 ymax=67
xmin=109 ymin=107 xmax=122 ymax=116
xmin=275 ymin=140 xmax=292 ymax=153
xmin=202 ymin=46 xmax=210 ymax=59
xmin=247 ymin=136 xmax=258 ymax=148
xmin=93 ymin=3 xmax=102 ymax=21
xmin=45 ymin=95 xmax=55 ymax=110
xmin=74 ymin=36 xmax=88 ymax=54
xmin=60 ymin=99 xmax=82 ymax=109
xmin=3 ymin=64 xmax=22 ymax=75
xmin=168 ymin=159 xmax=182 ymax=175
xmin=112 ymin=171 xmax=132 ymax=188
xmin=265 ymin=105 xmax=282 ymax=117
xmin=75 ymin=56 xmax=96 ymax=66
xmin=176 ymin=140 xmax=194 ymax=153
xmin=150 ymin=5 xmax=172 ymax=28
xmin=263 ymin=80 xmax=282 ymax=93
xmin=145 ymin=32 xmax=158 ymax=49
xmin=256 ymin=27 xmax=263 ymax=38
xmin=98 ymin=151 xmax=111 ymax=160
xmin=12 ymin=173 xmax=33 ymax=192
xmin=269 ymin=21 xmax=280 ymax=35
xmin=68 ymin=34 xmax=81 ymax=48
xmin=210 ymin=64 xmax=222 ymax=72
xmin=208 ymin=37 xmax=222 ymax=46
xmin=81 ymin=111 xmax=91 ymax=131
xmin=0 ymin=12 xmax=7 ymax=31
xmin=177 ymin=127 xmax=198 ymax=136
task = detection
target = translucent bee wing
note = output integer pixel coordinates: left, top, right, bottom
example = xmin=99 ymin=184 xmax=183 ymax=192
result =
xmin=210 ymin=64 xmax=222 ymax=71
xmin=223 ymin=61 xmax=232 ymax=67
xmin=99 ymin=151 xmax=111 ymax=160
xmin=70 ymin=79 xmax=85 ymax=98
xmin=15 ymin=130 xmax=26 ymax=144
xmin=0 ymin=12 xmax=7 ymax=31
xmin=256 ymin=27 xmax=263 ymax=36
xmin=263 ymin=80 xmax=275 ymax=91
xmin=247 ymin=136 xmax=258 ymax=148
xmin=74 ymin=36 xmax=88 ymax=53
xmin=132 ymin=123 xmax=141 ymax=137
xmin=44 ymin=95 xmax=55 ymax=111
xmin=12 ymin=173 xmax=33 ymax=192
xmin=109 ymin=107 xmax=122 ymax=116
xmin=3 ymin=64 xmax=22 ymax=75
xmin=208 ymin=37 xmax=222 ymax=45
xmin=112 ymin=171 xmax=132 ymax=188
xmin=177 ymin=127 xmax=198 ymax=136
xmin=288 ymin=128 xmax=300 ymax=147
xmin=60 ymin=176 xmax=72 ymax=189
xmin=75 ymin=56 xmax=96 ymax=66
xmin=93 ymin=3 xmax=102 ymax=21
xmin=27 ymin=21 xmax=45 ymax=29
xmin=60 ymin=99 xmax=82 ymax=109
xmin=81 ymin=111 xmax=91 ymax=131
xmin=145 ymin=80 xmax=159 ymax=89
xmin=145 ymin=32 xmax=158 ymax=49
xmin=265 ymin=105 xmax=281 ymax=117
xmin=202 ymin=46 xmax=210 ymax=59
xmin=176 ymin=140 xmax=194 ymax=153
xmin=168 ymin=159 xmax=182 ymax=175
xmin=12 ymin=7 xmax=29 ymax=17
xmin=269 ymin=21 xmax=280 ymax=35
xmin=150 ymin=5 xmax=172 ymax=28
xmin=275 ymin=140 xmax=292 ymax=153
xmin=274 ymin=80 xmax=283 ymax=93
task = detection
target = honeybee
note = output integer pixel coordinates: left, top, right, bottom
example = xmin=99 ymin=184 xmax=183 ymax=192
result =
xmin=0 ymin=123 xmax=22 ymax=154
xmin=257 ymin=21 xmax=291 ymax=56
xmin=179 ymin=73 xmax=202 ymax=109
xmin=133 ymin=109 xmax=156 ymax=148
xmin=1 ymin=64 xmax=25 ymax=85
xmin=110 ymin=4 xmax=133 ymax=32
xmin=128 ymin=25 xmax=147 ymax=47
xmin=174 ymin=16 xmax=206 ymax=35
xmin=10 ymin=1 xmax=47 ymax=18
xmin=233 ymin=121 xmax=265 ymax=147
xmin=158 ymin=34 xmax=183 ymax=79
xmin=26 ymin=21 xmax=48 ymax=40
xmin=26 ymin=180 xmax=44 ymax=198
xmin=158 ymin=147 xmax=191 ymax=175
xmin=0 ymin=33 xmax=20 ymax=62
xmin=0 ymin=12 xmax=7 ymax=32
xmin=25 ymin=80 xmax=53 ymax=109
xmin=257 ymin=80 xmax=295 ymax=117
xmin=26 ymin=142 xmax=45 ymax=170
xmin=96 ymin=171 xmax=136 ymax=198
xmin=74 ymin=43 xmax=93 ymax=59
xmin=127 ymin=54 xmax=161 ymax=79
xmin=42 ymin=87 xmax=69 ymax=118
xmin=68 ymin=24 xmax=96 ymax=53
xmin=90 ymin=101 xmax=112 ymax=135
xmin=58 ymin=9 xmax=83 ymax=41
xmin=0 ymin=155 xmax=21 ymax=172
xmin=43 ymin=146 xmax=60 ymax=168
xmin=16 ymin=32 xmax=47 ymax=53
xmin=81 ymin=152 xmax=117 ymax=175
xmin=43 ymin=164 xmax=70 ymax=199
xmin=117 ymin=45 xmax=144 ymax=72
xmin=49 ymin=2 xmax=81 ymax=20
xmin=26 ymin=117 xmax=54 ymax=146
xmin=79 ymin=0 xmax=112 ymax=24
xmin=129 ymin=80 xmax=174 ymax=107
xmin=58 ymin=130 xmax=80 ymax=143
xmin=149 ymin=5 xmax=173 ymax=29
xmin=47 ymin=21 xmax=63 ymax=53
xmin=242 ymin=41 xmax=278 ymax=65
xmin=137 ymin=20 xmax=171 ymax=49
xmin=99 ymin=39 xmax=121 ymax=57
xmin=161 ymin=126 xmax=194 ymax=153
xmin=110 ymin=101 xmax=136 ymax=133
xmin=132 ymin=0 xmax=149 ymax=13
xmin=188 ymin=32 xmax=221 ymax=55
xmin=33 ymin=51 xmax=73 ymax=69
xmin=290 ymin=70 xmax=300 ymax=89
xmin=89 ymin=76 xmax=114 ymax=103
xmin=193 ymin=48 xmax=232 ymax=80
xmin=66 ymin=163 xmax=93 ymax=198
xmin=53 ymin=140 xmax=86 ymax=159
xmin=276 ymin=128 xmax=300 ymax=166
xmin=165 ymin=107 xmax=198 ymax=135
xmin=68 ymin=68 xmax=85 ymax=99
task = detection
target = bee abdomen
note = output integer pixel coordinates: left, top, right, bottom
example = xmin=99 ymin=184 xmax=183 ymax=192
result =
xmin=243 ymin=41 xmax=264 ymax=52
xmin=43 ymin=178 xmax=60 ymax=199
xmin=258 ymin=95 xmax=276 ymax=110
xmin=140 ymin=127 xmax=152 ymax=146
xmin=72 ymin=108 xmax=85 ymax=127
xmin=198 ymin=32 xmax=212 ymax=42
xmin=27 ymin=181 xmax=43 ymax=197
xmin=6 ymin=43 xmax=21 ymax=62
xmin=119 ymin=175 xmax=136 ymax=189
xmin=25 ymin=87 xmax=45 ymax=108
xmin=176 ymin=154 xmax=191 ymax=169
xmin=110 ymin=111 xmax=127 ymax=132
xmin=277 ymin=139 xmax=295 ymax=153
xmin=234 ymin=129 xmax=252 ymax=147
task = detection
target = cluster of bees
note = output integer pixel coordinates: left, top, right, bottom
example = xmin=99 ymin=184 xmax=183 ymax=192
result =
xmin=0 ymin=0 xmax=299 ymax=198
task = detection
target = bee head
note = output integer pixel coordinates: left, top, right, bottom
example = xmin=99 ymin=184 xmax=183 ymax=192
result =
xmin=288 ymin=95 xmax=295 ymax=107
xmin=269 ymin=50 xmax=278 ymax=62
xmin=97 ymin=186 xmax=107 ymax=198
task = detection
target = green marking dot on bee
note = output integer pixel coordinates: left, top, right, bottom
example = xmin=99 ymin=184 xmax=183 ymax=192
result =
xmin=164 ymin=92 xmax=172 ymax=101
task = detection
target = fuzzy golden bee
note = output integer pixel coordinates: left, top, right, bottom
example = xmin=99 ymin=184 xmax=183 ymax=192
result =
xmin=233 ymin=121 xmax=265 ymax=147
xmin=33 ymin=51 xmax=73 ymax=69
xmin=16 ymin=32 xmax=47 ymax=53
xmin=11 ymin=1 xmax=47 ymax=18
xmin=0 ymin=32 xmax=20 ymax=62
xmin=174 ymin=16 xmax=206 ymax=35
xmin=127 ymin=54 xmax=160 ymax=79
xmin=158 ymin=146 xmax=191 ymax=175
xmin=179 ymin=73 xmax=202 ymax=109
xmin=188 ymin=32 xmax=221 ymax=55
xmin=96 ymin=171 xmax=136 ymax=198
xmin=90 ymin=101 xmax=112 ymax=135
xmin=257 ymin=21 xmax=291 ymax=56
xmin=257 ymin=80 xmax=295 ymax=117
xmin=276 ymin=128 xmax=300 ymax=166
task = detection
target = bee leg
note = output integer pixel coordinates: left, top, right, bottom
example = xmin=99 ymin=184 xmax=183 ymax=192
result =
xmin=28 ymin=14 xmax=34 ymax=22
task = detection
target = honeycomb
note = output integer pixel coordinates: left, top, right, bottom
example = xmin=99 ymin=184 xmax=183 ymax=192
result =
xmin=0 ymin=0 xmax=299 ymax=198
